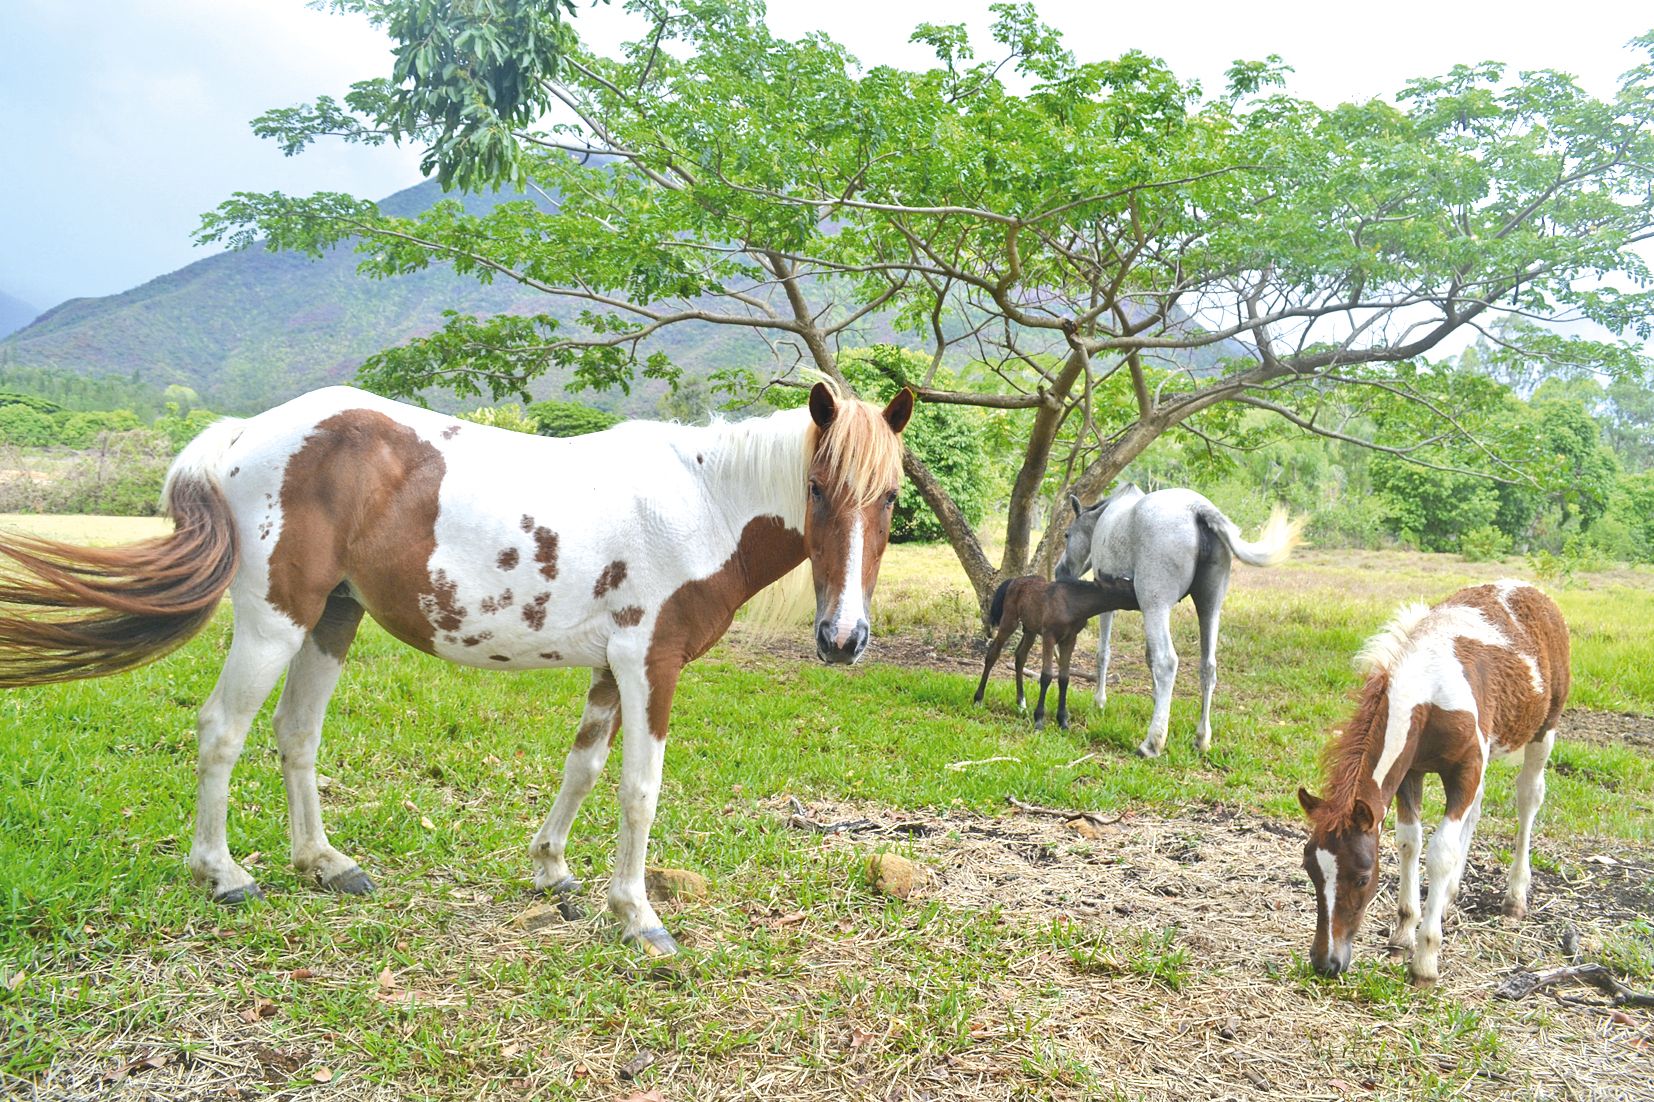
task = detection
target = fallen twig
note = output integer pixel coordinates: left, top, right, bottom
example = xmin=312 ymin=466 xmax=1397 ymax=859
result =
xmin=946 ymin=756 xmax=1022 ymax=772
xmin=1004 ymin=795 xmax=1120 ymax=830
xmin=1495 ymin=963 xmax=1654 ymax=1008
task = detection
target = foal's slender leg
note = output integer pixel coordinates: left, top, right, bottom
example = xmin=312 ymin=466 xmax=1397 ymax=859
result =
xmin=1412 ymin=758 xmax=1483 ymax=986
xmin=1388 ymin=771 xmax=1425 ymax=957
xmin=190 ymin=601 xmax=306 ymax=903
xmin=273 ymin=599 xmax=373 ymax=895
xmin=1013 ymin=632 xmax=1037 ymax=713
xmin=1092 ymin=611 xmax=1115 ymax=711
xmin=1055 ymin=631 xmax=1078 ymax=730
xmin=1138 ymin=602 xmax=1178 ymax=758
xmin=1504 ymin=729 xmax=1555 ymax=920
xmin=529 ymin=668 xmax=622 ymax=914
xmin=1032 ymin=632 xmax=1057 ymax=731
xmin=974 ymin=619 xmax=1017 ymax=706
xmin=607 ymin=647 xmax=678 ymax=955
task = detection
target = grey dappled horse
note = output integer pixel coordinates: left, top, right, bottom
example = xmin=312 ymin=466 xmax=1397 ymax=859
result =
xmin=1053 ymin=485 xmax=1301 ymax=757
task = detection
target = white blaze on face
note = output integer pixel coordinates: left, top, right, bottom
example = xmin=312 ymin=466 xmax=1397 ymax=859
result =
xmin=831 ymin=518 xmax=867 ymax=646
xmin=1315 ymin=848 xmax=1338 ymax=927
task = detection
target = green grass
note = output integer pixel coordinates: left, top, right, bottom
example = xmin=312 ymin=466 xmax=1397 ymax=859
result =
xmin=1 ymin=538 xmax=1651 ymax=1099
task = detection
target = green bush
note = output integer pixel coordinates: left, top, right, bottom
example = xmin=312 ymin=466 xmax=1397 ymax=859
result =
xmin=1371 ymin=458 xmax=1500 ymax=553
xmin=458 ymin=403 xmax=542 ymax=434
xmin=1458 ymin=525 xmax=1511 ymax=562
xmin=527 ymin=399 xmax=622 ymax=438
xmin=53 ymin=410 xmax=143 ymax=448
xmin=0 ymin=404 xmax=57 ymax=446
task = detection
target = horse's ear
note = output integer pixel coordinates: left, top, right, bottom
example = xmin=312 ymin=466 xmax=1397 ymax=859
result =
xmin=1350 ymin=797 xmax=1380 ymax=833
xmin=1297 ymin=787 xmax=1324 ymax=817
xmin=882 ymin=387 xmax=915 ymax=433
xmin=1069 ymin=493 xmax=1083 ymax=518
xmin=808 ymin=382 xmax=837 ymax=429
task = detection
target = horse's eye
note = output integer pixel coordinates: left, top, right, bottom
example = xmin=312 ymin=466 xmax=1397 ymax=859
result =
xmin=809 ymin=481 xmax=823 ymax=502
xmin=884 ymin=490 xmax=898 ymax=508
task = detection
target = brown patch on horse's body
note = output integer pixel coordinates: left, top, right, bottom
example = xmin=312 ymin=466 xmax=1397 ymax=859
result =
xmin=478 ymin=589 xmax=514 ymax=615
xmin=592 ymin=560 xmax=628 ymax=598
xmin=611 ymin=606 xmax=645 ymax=629
xmin=496 ymin=548 xmax=519 ymax=571
xmin=531 ymin=527 xmax=559 ymax=580
xmin=441 ymin=424 xmax=462 ymax=440
xmin=266 ymin=410 xmax=451 ymax=654
xmin=643 ymin=516 xmax=807 ymax=739
xmin=521 ymin=593 xmax=550 ymax=631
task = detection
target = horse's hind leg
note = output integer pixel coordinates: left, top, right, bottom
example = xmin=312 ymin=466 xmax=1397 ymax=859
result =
xmin=190 ymin=601 xmax=306 ymax=903
xmin=1190 ymin=564 xmax=1231 ymax=754
xmin=1013 ymin=632 xmax=1038 ymax=712
xmin=1033 ymin=633 xmax=1056 ymax=731
xmin=1504 ymin=729 xmax=1555 ymax=920
xmin=529 ymin=668 xmax=621 ymax=918
xmin=974 ymin=621 xmax=1016 ymax=706
xmin=1092 ymin=611 xmax=1114 ymax=711
xmin=273 ymin=594 xmax=372 ymax=895
xmin=1137 ymin=602 xmax=1178 ymax=758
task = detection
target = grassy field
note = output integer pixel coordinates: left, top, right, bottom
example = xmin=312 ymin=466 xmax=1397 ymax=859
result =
xmin=1 ymin=516 xmax=1651 ymax=1100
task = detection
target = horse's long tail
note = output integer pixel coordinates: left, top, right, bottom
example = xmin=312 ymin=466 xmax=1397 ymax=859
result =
xmin=0 ymin=418 xmax=244 ymax=688
xmin=988 ymin=577 xmax=1015 ymax=629
xmin=1193 ymin=502 xmax=1304 ymax=567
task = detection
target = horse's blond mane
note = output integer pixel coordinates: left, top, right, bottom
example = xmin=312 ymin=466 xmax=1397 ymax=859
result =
xmin=809 ymin=392 xmax=905 ymax=507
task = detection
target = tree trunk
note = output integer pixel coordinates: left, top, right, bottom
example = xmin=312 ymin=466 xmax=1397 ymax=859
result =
xmin=998 ymin=347 xmax=1086 ymax=578
xmin=901 ymin=447 xmax=999 ymax=611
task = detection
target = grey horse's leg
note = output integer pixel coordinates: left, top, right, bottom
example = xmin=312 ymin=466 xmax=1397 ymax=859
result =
xmin=1189 ymin=558 xmax=1232 ymax=754
xmin=1137 ymin=601 xmax=1177 ymax=758
xmin=1091 ymin=611 xmax=1114 ymax=711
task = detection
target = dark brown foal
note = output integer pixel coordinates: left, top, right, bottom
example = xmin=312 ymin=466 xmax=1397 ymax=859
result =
xmin=974 ymin=574 xmax=1138 ymax=729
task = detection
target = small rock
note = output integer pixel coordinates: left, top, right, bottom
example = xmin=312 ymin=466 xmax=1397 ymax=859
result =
xmin=865 ymin=852 xmax=917 ymax=898
xmin=510 ymin=903 xmax=562 ymax=932
xmin=1064 ymin=817 xmax=1103 ymax=840
xmin=645 ymin=866 xmax=708 ymax=902
xmin=617 ymin=1050 xmax=656 ymax=1080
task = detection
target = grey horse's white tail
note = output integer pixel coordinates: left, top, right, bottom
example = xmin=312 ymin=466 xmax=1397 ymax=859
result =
xmin=1192 ymin=503 xmax=1304 ymax=567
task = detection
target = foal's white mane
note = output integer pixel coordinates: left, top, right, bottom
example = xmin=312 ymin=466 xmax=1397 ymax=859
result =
xmin=1352 ymin=600 xmax=1433 ymax=676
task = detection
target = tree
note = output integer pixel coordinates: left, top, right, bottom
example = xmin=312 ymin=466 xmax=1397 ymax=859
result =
xmin=527 ymin=398 xmax=622 ymax=436
xmin=202 ymin=1 xmax=1654 ymax=607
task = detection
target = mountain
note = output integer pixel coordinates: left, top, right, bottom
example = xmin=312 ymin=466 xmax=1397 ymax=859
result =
xmin=0 ymin=178 xmax=1247 ymax=415
xmin=0 ymin=291 xmax=39 ymax=339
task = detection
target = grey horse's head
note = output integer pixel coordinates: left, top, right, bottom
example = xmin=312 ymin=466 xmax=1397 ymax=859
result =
xmin=1053 ymin=483 xmax=1141 ymax=582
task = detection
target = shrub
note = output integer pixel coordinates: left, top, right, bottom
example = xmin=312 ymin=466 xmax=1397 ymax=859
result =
xmin=527 ymin=399 xmax=622 ymax=438
xmin=1458 ymin=525 xmax=1511 ymax=562
xmin=0 ymin=404 xmax=57 ymax=446
xmin=1370 ymin=458 xmax=1499 ymax=553
xmin=458 ymin=403 xmax=542 ymax=434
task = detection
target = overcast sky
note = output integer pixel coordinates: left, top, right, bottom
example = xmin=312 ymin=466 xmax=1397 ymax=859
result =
xmin=2 ymin=0 xmax=1650 ymax=313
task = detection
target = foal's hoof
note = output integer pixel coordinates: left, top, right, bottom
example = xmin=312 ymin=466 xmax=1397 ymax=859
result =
xmin=1033 ymin=717 xmax=1046 ymax=732
xmin=543 ymin=875 xmax=586 ymax=921
xmin=213 ymin=883 xmax=265 ymax=906
xmin=625 ymin=926 xmax=681 ymax=958
xmin=322 ymin=865 xmax=376 ymax=896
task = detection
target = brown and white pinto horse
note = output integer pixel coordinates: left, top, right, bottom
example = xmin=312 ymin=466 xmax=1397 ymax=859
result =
xmin=0 ymin=382 xmax=912 ymax=956
xmin=1298 ymin=581 xmax=1569 ymax=985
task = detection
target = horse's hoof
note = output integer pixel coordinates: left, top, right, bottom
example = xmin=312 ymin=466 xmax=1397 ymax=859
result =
xmin=1056 ymin=715 xmax=1069 ymax=730
xmin=322 ymin=865 xmax=376 ymax=896
xmin=1135 ymin=742 xmax=1162 ymax=759
xmin=625 ymin=926 xmax=681 ymax=958
xmin=1501 ymin=898 xmax=1527 ymax=921
xmin=1409 ymin=970 xmax=1438 ymax=990
xmin=1384 ymin=941 xmax=1411 ymax=960
xmin=1033 ymin=717 xmax=1046 ymax=731
xmin=972 ymin=694 xmax=983 ymax=706
xmin=213 ymin=883 xmax=265 ymax=906
xmin=544 ymin=875 xmax=585 ymax=921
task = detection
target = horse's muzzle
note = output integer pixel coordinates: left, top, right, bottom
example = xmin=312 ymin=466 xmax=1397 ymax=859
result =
xmin=816 ymin=620 xmax=868 ymax=665
xmin=1312 ymin=944 xmax=1352 ymax=977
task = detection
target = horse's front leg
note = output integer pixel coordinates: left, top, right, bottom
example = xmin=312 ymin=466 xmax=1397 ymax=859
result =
xmin=1387 ymin=772 xmax=1424 ymax=957
xmin=1032 ymin=633 xmax=1056 ymax=731
xmin=529 ymin=668 xmax=622 ymax=918
xmin=1092 ymin=611 xmax=1114 ymax=711
xmin=1412 ymin=762 xmax=1482 ymax=987
xmin=1055 ymin=632 xmax=1079 ymax=730
xmin=608 ymin=648 xmax=680 ymax=956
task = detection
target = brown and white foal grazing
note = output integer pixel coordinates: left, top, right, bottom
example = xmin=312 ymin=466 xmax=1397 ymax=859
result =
xmin=0 ymin=382 xmax=913 ymax=957
xmin=973 ymin=574 xmax=1139 ymax=730
xmin=1298 ymin=581 xmax=1569 ymax=985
